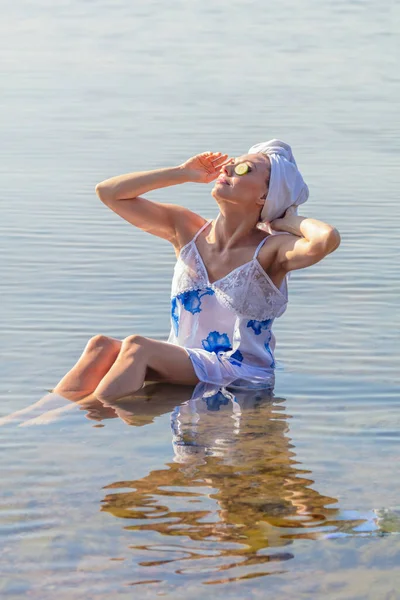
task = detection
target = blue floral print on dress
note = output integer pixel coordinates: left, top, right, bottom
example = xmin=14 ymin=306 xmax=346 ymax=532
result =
xmin=229 ymin=349 xmax=244 ymax=365
xmin=202 ymin=331 xmax=232 ymax=354
xmin=171 ymin=297 xmax=179 ymax=335
xmin=177 ymin=287 xmax=214 ymax=315
xmin=202 ymin=390 xmax=230 ymax=412
xmin=247 ymin=318 xmax=273 ymax=335
xmin=264 ymin=341 xmax=276 ymax=369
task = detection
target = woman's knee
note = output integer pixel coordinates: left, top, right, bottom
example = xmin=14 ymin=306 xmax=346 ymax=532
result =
xmin=120 ymin=334 xmax=148 ymax=357
xmin=85 ymin=334 xmax=121 ymax=356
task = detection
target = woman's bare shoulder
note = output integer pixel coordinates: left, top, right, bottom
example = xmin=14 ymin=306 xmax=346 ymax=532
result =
xmin=173 ymin=208 xmax=208 ymax=254
xmin=256 ymin=232 xmax=295 ymax=279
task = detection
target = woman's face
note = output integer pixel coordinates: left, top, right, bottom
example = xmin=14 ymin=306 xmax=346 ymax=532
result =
xmin=211 ymin=152 xmax=270 ymax=211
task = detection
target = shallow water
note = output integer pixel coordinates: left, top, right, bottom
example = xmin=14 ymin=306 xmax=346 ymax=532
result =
xmin=1 ymin=0 xmax=399 ymax=597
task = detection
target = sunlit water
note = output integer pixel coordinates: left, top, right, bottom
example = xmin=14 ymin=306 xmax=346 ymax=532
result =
xmin=1 ymin=0 xmax=399 ymax=597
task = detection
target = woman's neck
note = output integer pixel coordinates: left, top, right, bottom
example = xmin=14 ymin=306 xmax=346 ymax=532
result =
xmin=209 ymin=209 xmax=261 ymax=251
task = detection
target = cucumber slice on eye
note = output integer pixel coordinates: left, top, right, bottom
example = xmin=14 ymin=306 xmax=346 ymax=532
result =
xmin=234 ymin=163 xmax=249 ymax=175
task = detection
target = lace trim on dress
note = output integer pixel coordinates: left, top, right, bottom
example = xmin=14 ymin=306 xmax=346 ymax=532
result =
xmin=172 ymin=244 xmax=208 ymax=293
xmin=215 ymin=262 xmax=287 ymax=321
xmin=171 ymin=217 xmax=289 ymax=321
xmin=172 ymin=244 xmax=287 ymax=321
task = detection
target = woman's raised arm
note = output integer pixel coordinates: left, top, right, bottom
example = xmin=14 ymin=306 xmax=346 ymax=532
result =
xmin=268 ymin=206 xmax=341 ymax=273
xmin=95 ymin=152 xmax=230 ymax=246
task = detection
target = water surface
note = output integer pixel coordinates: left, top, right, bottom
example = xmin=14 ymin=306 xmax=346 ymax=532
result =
xmin=1 ymin=0 xmax=399 ymax=597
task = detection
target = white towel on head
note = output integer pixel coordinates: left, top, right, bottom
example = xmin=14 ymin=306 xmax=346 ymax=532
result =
xmin=248 ymin=139 xmax=309 ymax=223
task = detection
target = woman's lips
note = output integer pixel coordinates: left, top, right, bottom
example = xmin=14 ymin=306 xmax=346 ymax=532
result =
xmin=216 ymin=177 xmax=229 ymax=185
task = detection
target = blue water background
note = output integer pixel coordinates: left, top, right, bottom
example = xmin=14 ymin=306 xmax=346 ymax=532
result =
xmin=0 ymin=0 xmax=399 ymax=597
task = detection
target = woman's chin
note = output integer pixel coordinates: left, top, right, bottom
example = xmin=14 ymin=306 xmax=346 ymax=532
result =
xmin=211 ymin=185 xmax=230 ymax=201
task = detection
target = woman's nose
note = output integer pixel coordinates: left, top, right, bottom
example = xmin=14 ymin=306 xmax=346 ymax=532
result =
xmin=221 ymin=160 xmax=234 ymax=175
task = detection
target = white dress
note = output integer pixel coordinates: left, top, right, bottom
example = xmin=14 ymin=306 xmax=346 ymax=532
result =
xmin=167 ymin=219 xmax=289 ymax=388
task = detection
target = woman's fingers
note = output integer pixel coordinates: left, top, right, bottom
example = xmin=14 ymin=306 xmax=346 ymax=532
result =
xmin=199 ymin=151 xmax=222 ymax=157
xmin=191 ymin=152 xmax=231 ymax=179
xmin=211 ymin=152 xmax=228 ymax=162
xmin=211 ymin=156 xmax=232 ymax=171
xmin=211 ymin=153 xmax=228 ymax=160
xmin=197 ymin=151 xmax=230 ymax=164
xmin=200 ymin=152 xmax=228 ymax=161
xmin=212 ymin=154 xmax=230 ymax=166
xmin=257 ymin=221 xmax=271 ymax=231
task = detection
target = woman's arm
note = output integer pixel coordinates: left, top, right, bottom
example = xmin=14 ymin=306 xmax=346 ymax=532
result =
xmin=95 ymin=152 xmax=230 ymax=246
xmin=96 ymin=166 xmax=190 ymax=203
xmin=95 ymin=166 xmax=196 ymax=245
xmin=268 ymin=207 xmax=341 ymax=272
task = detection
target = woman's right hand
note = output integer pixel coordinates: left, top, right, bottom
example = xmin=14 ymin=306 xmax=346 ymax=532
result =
xmin=180 ymin=152 xmax=232 ymax=184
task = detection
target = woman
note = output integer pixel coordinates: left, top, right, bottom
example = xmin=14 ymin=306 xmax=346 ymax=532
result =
xmin=54 ymin=139 xmax=340 ymax=401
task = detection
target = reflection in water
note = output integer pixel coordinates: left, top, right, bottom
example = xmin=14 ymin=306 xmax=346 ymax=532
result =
xmin=99 ymin=383 xmax=376 ymax=584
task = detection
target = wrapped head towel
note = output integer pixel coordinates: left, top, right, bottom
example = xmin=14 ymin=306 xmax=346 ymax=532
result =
xmin=248 ymin=139 xmax=309 ymax=223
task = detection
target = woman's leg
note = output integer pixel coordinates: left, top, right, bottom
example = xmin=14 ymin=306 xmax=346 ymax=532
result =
xmin=1 ymin=335 xmax=198 ymax=425
xmin=0 ymin=335 xmax=122 ymax=426
xmin=94 ymin=335 xmax=199 ymax=402
xmin=53 ymin=334 xmax=122 ymax=400
xmin=19 ymin=393 xmax=120 ymax=427
xmin=0 ymin=392 xmax=69 ymax=426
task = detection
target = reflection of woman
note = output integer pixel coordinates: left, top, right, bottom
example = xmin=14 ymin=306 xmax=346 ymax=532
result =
xmin=47 ymin=139 xmax=340 ymax=401
xmin=101 ymin=384 xmax=359 ymax=568
xmin=3 ymin=380 xmax=388 ymax=580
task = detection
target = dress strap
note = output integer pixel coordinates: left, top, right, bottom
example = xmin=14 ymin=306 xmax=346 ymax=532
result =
xmin=253 ymin=236 xmax=269 ymax=259
xmin=253 ymin=230 xmax=291 ymax=259
xmin=192 ymin=219 xmax=212 ymax=242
